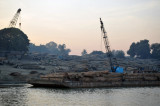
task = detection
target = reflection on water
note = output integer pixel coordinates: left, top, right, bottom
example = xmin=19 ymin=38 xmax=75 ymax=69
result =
xmin=0 ymin=85 xmax=160 ymax=106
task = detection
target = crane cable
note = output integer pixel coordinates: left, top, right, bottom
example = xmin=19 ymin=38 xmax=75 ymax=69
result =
xmin=100 ymin=31 xmax=103 ymax=51
xmin=19 ymin=13 xmax=21 ymax=29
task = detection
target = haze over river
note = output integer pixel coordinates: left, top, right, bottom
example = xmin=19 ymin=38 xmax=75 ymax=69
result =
xmin=0 ymin=85 xmax=160 ymax=106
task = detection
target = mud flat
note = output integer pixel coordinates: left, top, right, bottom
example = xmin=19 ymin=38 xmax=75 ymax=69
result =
xmin=0 ymin=57 xmax=160 ymax=85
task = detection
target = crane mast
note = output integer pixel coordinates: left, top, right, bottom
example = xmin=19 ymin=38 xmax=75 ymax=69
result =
xmin=9 ymin=8 xmax=21 ymax=28
xmin=100 ymin=18 xmax=118 ymax=72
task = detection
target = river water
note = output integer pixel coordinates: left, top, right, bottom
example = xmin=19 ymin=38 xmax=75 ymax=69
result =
xmin=0 ymin=85 xmax=160 ymax=106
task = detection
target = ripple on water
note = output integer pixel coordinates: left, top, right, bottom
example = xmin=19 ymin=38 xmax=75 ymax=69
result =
xmin=0 ymin=86 xmax=160 ymax=106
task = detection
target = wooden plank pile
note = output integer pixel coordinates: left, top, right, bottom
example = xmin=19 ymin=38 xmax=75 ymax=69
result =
xmin=40 ymin=71 xmax=123 ymax=82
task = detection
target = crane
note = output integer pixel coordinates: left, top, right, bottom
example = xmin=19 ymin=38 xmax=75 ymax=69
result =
xmin=9 ymin=8 xmax=21 ymax=28
xmin=100 ymin=18 xmax=123 ymax=73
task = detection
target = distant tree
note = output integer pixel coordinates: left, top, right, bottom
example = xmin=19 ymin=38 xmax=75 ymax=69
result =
xmin=58 ymin=44 xmax=71 ymax=56
xmin=29 ymin=41 xmax=71 ymax=55
xmin=0 ymin=28 xmax=29 ymax=52
xmin=127 ymin=39 xmax=151 ymax=59
xmin=136 ymin=40 xmax=150 ymax=59
xmin=38 ymin=45 xmax=49 ymax=53
xmin=151 ymin=43 xmax=160 ymax=59
xmin=29 ymin=43 xmax=36 ymax=52
xmin=29 ymin=43 xmax=49 ymax=53
xmin=46 ymin=41 xmax=57 ymax=48
xmin=90 ymin=51 xmax=104 ymax=55
xmin=81 ymin=49 xmax=87 ymax=56
xmin=45 ymin=41 xmax=59 ymax=54
xmin=112 ymin=50 xmax=125 ymax=58
xmin=127 ymin=42 xmax=136 ymax=57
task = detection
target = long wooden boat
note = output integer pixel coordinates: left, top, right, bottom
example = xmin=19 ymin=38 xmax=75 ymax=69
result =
xmin=28 ymin=71 xmax=160 ymax=88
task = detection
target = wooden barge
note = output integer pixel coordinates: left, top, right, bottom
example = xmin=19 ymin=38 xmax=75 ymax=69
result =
xmin=28 ymin=71 xmax=160 ymax=88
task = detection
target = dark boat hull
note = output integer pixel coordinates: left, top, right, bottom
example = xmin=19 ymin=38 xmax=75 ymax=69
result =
xmin=28 ymin=79 xmax=160 ymax=88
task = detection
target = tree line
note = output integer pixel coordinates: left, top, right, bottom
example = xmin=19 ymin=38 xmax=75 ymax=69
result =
xmin=0 ymin=28 xmax=159 ymax=59
xmin=0 ymin=28 xmax=71 ymax=56
xmin=29 ymin=41 xmax=71 ymax=56
xmin=127 ymin=39 xmax=160 ymax=59
xmin=81 ymin=39 xmax=160 ymax=59
xmin=81 ymin=49 xmax=125 ymax=58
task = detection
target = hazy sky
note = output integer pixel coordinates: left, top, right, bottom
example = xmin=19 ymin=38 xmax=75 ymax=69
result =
xmin=0 ymin=0 xmax=160 ymax=55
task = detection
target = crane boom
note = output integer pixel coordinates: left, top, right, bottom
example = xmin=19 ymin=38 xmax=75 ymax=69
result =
xmin=9 ymin=8 xmax=21 ymax=28
xmin=100 ymin=18 xmax=122 ymax=72
xmin=100 ymin=18 xmax=113 ymax=70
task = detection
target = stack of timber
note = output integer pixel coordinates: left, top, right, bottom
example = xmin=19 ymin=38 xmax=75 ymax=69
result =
xmin=28 ymin=71 xmax=160 ymax=88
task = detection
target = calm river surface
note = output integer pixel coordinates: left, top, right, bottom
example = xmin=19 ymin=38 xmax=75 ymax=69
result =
xmin=0 ymin=85 xmax=160 ymax=106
